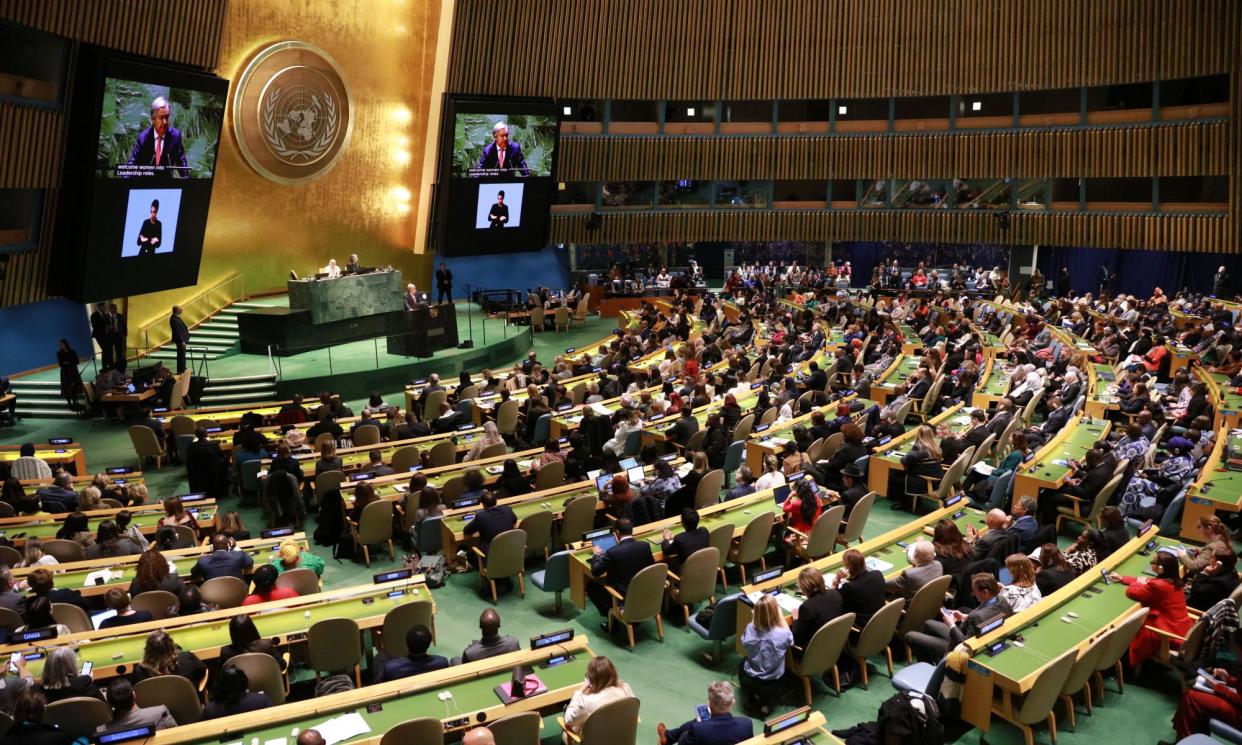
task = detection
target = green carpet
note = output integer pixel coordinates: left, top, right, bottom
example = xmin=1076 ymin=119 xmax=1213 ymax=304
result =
xmin=1 ymin=330 xmax=1190 ymax=744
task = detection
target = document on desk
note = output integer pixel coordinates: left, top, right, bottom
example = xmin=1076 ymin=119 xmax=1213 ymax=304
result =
xmin=313 ymin=713 xmax=372 ymax=745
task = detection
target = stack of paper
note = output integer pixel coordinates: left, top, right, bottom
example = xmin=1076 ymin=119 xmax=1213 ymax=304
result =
xmin=313 ymin=713 xmax=372 ymax=745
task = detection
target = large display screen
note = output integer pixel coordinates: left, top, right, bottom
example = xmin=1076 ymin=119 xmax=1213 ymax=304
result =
xmin=437 ymin=97 xmax=559 ymax=256
xmin=52 ymin=52 xmax=228 ymax=301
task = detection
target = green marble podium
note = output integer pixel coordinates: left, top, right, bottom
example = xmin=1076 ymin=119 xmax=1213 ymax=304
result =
xmin=287 ymin=270 xmax=405 ymax=324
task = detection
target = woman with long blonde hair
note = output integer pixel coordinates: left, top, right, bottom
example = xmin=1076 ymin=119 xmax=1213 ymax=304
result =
xmin=562 ymin=656 xmax=633 ymax=740
xmin=738 ymin=594 xmax=793 ymax=715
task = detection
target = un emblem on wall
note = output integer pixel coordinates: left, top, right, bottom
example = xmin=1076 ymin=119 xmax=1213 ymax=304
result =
xmin=233 ymin=41 xmax=354 ymax=184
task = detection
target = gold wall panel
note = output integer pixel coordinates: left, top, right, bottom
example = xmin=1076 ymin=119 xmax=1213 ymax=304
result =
xmin=126 ymin=0 xmax=443 ymax=347
xmin=555 ymin=122 xmax=1230 ymax=182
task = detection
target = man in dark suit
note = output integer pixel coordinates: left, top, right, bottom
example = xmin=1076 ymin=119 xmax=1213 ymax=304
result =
xmin=136 ymin=199 xmax=163 ymax=255
xmin=1026 ymin=393 xmax=1072 ymax=448
xmin=588 ymin=518 xmax=654 ymax=619
xmin=394 ymin=412 xmax=431 ymax=440
xmin=985 ymin=398 xmax=1015 ymax=438
xmin=125 ymin=96 xmax=188 ymax=175
xmin=108 ymin=303 xmax=128 ymax=372
xmin=904 ymin=573 xmax=1013 ymax=663
xmin=660 ymin=508 xmax=710 ymax=574
xmin=35 ymin=473 xmax=79 ymax=513
xmin=657 ymin=681 xmax=753 ymax=745
xmin=487 ymin=191 xmax=509 ymax=229
xmin=91 ymin=302 xmax=115 ymax=369
xmin=436 ymin=262 xmax=453 ymax=304
xmin=462 ymin=492 xmax=516 ymax=554
xmin=375 ymin=625 xmax=449 ymax=682
xmin=941 ymin=408 xmax=989 ymax=463
xmin=968 ymin=509 xmax=1011 ymax=561
xmin=474 ymin=122 xmax=529 ymax=176
xmin=169 ymin=305 xmax=190 ymax=374
xmin=805 ymin=361 xmax=828 ymax=393
xmin=671 ymin=407 xmax=699 ymax=449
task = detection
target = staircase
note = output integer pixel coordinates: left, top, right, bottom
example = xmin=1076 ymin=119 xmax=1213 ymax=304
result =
xmin=197 ymin=373 xmax=279 ymax=407
xmin=142 ymin=301 xmax=272 ymax=364
xmin=9 ymin=378 xmax=78 ymax=419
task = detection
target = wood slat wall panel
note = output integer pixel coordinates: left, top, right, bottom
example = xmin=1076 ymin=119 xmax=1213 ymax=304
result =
xmin=555 ymin=122 xmax=1230 ymax=182
xmin=550 ymin=210 xmax=1228 ymax=253
xmin=0 ymin=102 xmax=63 ymax=189
xmin=450 ymin=0 xmax=1239 ymax=100
xmin=0 ymin=0 xmax=227 ymax=69
xmin=0 ymin=189 xmax=57 ymax=308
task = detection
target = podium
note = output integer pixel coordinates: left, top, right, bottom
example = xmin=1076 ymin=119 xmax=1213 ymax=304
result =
xmin=386 ymin=304 xmax=458 ymax=357
xmin=287 ymin=271 xmax=404 ymax=324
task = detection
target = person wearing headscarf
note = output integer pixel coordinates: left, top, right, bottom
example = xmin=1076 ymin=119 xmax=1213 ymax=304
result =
xmin=1118 ymin=436 xmax=1196 ymax=521
xmin=463 ymin=421 xmax=505 ymax=462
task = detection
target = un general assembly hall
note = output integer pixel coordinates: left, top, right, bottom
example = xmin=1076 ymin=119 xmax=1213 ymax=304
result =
xmin=0 ymin=2 xmax=1239 ymax=744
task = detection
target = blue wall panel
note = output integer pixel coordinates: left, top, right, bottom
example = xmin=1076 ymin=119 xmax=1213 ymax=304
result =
xmin=434 ymin=245 xmax=571 ymax=300
xmin=0 ymin=299 xmax=93 ymax=376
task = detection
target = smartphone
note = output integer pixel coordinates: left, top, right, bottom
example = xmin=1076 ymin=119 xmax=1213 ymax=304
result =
xmin=7 ymin=651 xmax=18 ymax=673
xmin=81 ymin=661 xmax=94 ymax=676
xmin=1100 ymin=568 xmax=1112 ymax=585
xmin=695 ymin=704 xmax=710 ymax=722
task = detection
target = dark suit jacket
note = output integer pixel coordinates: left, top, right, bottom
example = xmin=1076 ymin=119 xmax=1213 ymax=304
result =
xmin=436 ymin=268 xmax=452 ymax=289
xmin=671 ymin=416 xmax=700 ymax=447
xmin=791 ymin=588 xmax=845 ymax=649
xmin=986 ymin=411 xmax=1013 ymax=438
xmin=462 ymin=505 xmax=517 ymax=552
xmin=971 ymin=526 xmax=1009 ymax=562
xmin=660 ymin=527 xmax=709 ymax=573
xmin=839 ymin=569 xmax=885 ymax=630
xmin=126 ymin=126 xmax=188 ymax=174
xmin=170 ymin=314 xmax=190 ymax=344
xmin=1064 ymin=464 xmax=1113 ymax=499
xmin=590 ymin=537 xmax=654 ymax=596
xmin=475 ymin=141 xmax=528 ymax=175
xmin=671 ymin=713 xmax=754 ymax=745
xmin=948 ymin=597 xmax=1013 ymax=645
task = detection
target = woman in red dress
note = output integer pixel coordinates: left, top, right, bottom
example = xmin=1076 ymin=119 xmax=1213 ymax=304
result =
xmin=1108 ymin=551 xmax=1192 ymax=667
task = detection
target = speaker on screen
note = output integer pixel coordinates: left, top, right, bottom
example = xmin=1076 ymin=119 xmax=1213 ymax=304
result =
xmin=434 ymin=96 xmax=560 ymax=257
xmin=51 ymin=48 xmax=228 ymax=302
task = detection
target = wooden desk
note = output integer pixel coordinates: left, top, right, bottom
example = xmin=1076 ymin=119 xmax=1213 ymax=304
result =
xmin=150 ymin=637 xmax=594 ymax=744
xmin=567 ymin=489 xmax=784 ymax=609
xmin=1181 ymin=427 xmax=1242 ymax=541
xmin=100 ymin=388 xmax=156 ymax=405
xmin=0 ymin=443 xmax=87 ymax=476
xmin=1011 ymin=417 xmax=1111 ymax=506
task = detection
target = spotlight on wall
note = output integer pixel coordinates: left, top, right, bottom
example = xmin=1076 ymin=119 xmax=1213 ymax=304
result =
xmin=837 ymin=105 xmax=848 ymax=116
xmin=971 ymin=100 xmax=983 ymax=111
xmin=686 ymin=107 xmax=696 ymax=117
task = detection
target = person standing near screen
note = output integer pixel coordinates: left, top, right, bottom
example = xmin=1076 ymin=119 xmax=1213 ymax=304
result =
xmin=126 ymin=96 xmax=189 ymax=175
xmin=436 ymin=262 xmax=453 ymax=304
xmin=90 ymin=302 xmax=115 ymax=370
xmin=475 ymin=122 xmax=529 ymax=176
xmin=169 ymin=305 xmax=189 ymax=374
xmin=109 ymin=303 xmax=128 ymax=373
xmin=488 ymin=191 xmax=509 ymax=229
xmin=137 ymin=199 xmax=162 ymax=255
